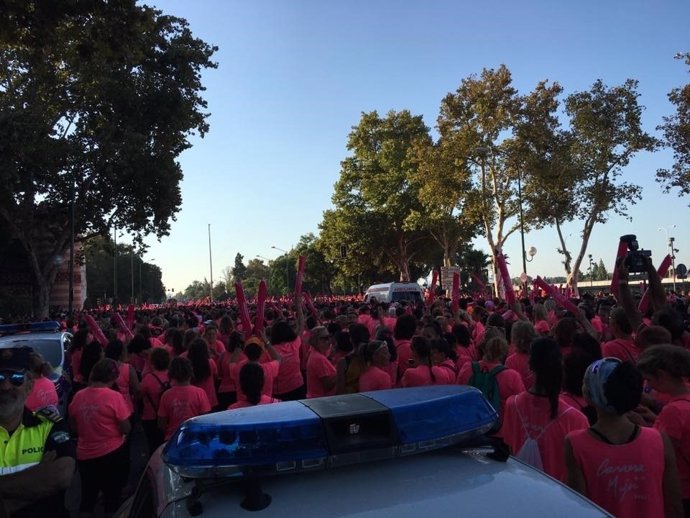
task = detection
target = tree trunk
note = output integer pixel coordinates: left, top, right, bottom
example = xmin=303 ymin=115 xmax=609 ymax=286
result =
xmin=32 ymin=279 xmax=52 ymax=319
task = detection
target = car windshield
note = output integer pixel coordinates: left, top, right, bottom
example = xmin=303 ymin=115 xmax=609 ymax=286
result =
xmin=18 ymin=336 xmax=64 ymax=369
xmin=391 ymin=291 xmax=421 ymax=302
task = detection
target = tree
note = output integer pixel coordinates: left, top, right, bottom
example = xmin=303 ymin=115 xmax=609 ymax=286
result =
xmin=295 ymin=233 xmax=337 ymax=295
xmin=231 ymin=253 xmax=247 ymax=282
xmin=320 ymin=110 xmax=432 ymax=283
xmin=438 ymin=65 xmax=542 ymax=295
xmin=552 ymin=79 xmax=657 ymax=288
xmin=0 ymin=1 xmax=217 ymax=316
xmin=657 ymin=52 xmax=690 ymax=202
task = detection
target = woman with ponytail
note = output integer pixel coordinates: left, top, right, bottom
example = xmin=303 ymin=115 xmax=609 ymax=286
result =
xmin=502 ymin=337 xmax=589 ymax=483
xmin=400 ymin=336 xmax=439 ymax=388
xmin=228 ymin=363 xmax=281 ymax=409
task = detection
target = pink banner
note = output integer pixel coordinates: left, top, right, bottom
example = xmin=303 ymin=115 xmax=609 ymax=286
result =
xmin=427 ymin=270 xmax=439 ymax=305
xmin=294 ymin=255 xmax=306 ymax=297
xmin=610 ymin=240 xmax=629 ymax=296
xmin=303 ymin=292 xmax=320 ymax=323
xmin=126 ymin=304 xmax=135 ymax=332
xmin=496 ymin=252 xmax=516 ymax=305
xmin=451 ymin=272 xmax=460 ymax=315
xmin=84 ymin=314 xmax=108 ymax=347
xmin=471 ymin=273 xmax=486 ymax=292
xmin=234 ymin=281 xmax=253 ymax=338
xmin=114 ymin=313 xmax=134 ymax=341
xmin=533 ymin=276 xmax=580 ymax=315
xmin=638 ymin=254 xmax=672 ymax=314
xmin=255 ymin=280 xmax=267 ymax=334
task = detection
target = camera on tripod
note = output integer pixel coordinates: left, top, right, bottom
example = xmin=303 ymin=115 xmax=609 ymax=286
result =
xmin=620 ymin=234 xmax=652 ymax=273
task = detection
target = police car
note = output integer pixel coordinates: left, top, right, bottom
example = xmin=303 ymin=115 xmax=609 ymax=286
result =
xmin=0 ymin=321 xmax=72 ymax=412
xmin=117 ymin=386 xmax=612 ymax=517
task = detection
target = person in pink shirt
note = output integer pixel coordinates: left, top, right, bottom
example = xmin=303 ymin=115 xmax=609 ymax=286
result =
xmin=400 ymin=336 xmax=453 ymax=388
xmin=505 ymin=320 xmax=537 ymax=390
xmin=359 ymin=340 xmax=393 ymax=392
xmin=502 ymin=337 xmax=588 ymax=482
xmin=230 ymin=336 xmax=281 ymax=401
xmin=430 ymin=338 xmax=458 ymax=384
xmin=457 ymin=336 xmax=525 ymax=421
xmin=306 ymin=326 xmax=337 ymax=398
xmin=565 ymin=358 xmax=682 ymax=518
xmin=228 ymin=363 xmax=281 ymax=409
xmin=140 ymin=347 xmax=170 ymax=454
xmin=271 ymin=297 xmax=306 ymax=400
xmin=217 ymin=331 xmax=244 ymax=408
xmin=25 ymin=352 xmax=58 ymax=412
xmin=67 ymin=328 xmax=90 ymax=391
xmin=637 ymin=344 xmax=690 ymax=515
xmin=69 ymin=358 xmax=132 ymax=516
xmin=601 ymin=308 xmax=640 ymax=362
xmin=105 ymin=339 xmax=140 ymax=415
xmin=187 ymin=338 xmax=218 ymax=410
xmin=452 ymin=323 xmax=474 ymax=371
xmin=393 ymin=314 xmax=417 ymax=381
xmin=158 ymin=357 xmax=211 ymax=441
xmin=202 ymin=323 xmax=226 ymax=359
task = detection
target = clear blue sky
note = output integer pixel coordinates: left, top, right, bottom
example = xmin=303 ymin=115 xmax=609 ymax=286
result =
xmin=142 ymin=0 xmax=690 ymax=294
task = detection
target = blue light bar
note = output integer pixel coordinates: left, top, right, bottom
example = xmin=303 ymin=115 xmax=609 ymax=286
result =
xmin=163 ymin=386 xmax=497 ymax=479
xmin=0 ymin=321 xmax=61 ymax=336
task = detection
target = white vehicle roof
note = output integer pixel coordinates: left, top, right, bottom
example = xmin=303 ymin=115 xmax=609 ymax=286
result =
xmin=123 ymin=387 xmax=612 ymax=518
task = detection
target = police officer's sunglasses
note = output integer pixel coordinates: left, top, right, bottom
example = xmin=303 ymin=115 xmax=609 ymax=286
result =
xmin=0 ymin=370 xmax=27 ymax=386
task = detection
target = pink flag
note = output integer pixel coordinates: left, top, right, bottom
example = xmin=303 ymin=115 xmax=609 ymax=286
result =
xmin=255 ymin=280 xmax=267 ymax=334
xmin=496 ymin=252 xmax=516 ymax=305
xmin=234 ymin=281 xmax=253 ymax=338
xmin=471 ymin=273 xmax=486 ymax=292
xmin=294 ymin=255 xmax=306 ymax=297
xmin=84 ymin=314 xmax=108 ymax=347
xmin=303 ymin=292 xmax=320 ymax=323
xmin=427 ymin=270 xmax=439 ymax=305
xmin=451 ymin=272 xmax=460 ymax=315
xmin=114 ymin=312 xmax=134 ymax=341
xmin=126 ymin=304 xmax=135 ymax=332
xmin=638 ymin=254 xmax=672 ymax=314
xmin=533 ymin=276 xmax=580 ymax=316
xmin=610 ymin=240 xmax=629 ymax=296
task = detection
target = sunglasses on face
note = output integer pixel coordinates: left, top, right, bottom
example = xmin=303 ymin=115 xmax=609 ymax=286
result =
xmin=0 ymin=370 xmax=27 ymax=386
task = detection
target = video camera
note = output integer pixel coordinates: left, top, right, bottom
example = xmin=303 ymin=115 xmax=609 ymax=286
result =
xmin=620 ymin=234 xmax=652 ymax=273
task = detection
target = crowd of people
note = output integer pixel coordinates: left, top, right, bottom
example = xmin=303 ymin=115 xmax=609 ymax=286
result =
xmin=1 ymin=256 xmax=690 ymax=518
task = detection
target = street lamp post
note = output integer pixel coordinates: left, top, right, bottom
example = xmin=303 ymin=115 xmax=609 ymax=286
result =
xmin=271 ymin=245 xmax=290 ymax=293
xmin=588 ymin=254 xmax=594 ymax=287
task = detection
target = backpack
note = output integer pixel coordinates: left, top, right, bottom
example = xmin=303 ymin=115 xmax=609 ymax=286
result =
xmin=468 ymin=361 xmax=505 ymax=416
xmin=512 ymin=395 xmax=572 ymax=471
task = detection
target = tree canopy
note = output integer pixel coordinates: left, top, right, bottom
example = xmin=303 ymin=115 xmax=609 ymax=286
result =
xmin=0 ymin=0 xmax=217 ymax=315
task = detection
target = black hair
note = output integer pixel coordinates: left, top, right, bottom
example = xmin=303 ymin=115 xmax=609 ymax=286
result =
xmin=270 ymin=320 xmax=297 ymax=345
xmin=562 ymin=350 xmax=598 ymax=425
xmin=239 ymin=363 xmax=265 ymax=406
xmin=451 ymin=324 xmax=471 ymax=348
xmin=552 ymin=317 xmax=577 ymax=349
xmin=150 ymin=347 xmax=171 ymax=371
xmin=651 ymin=307 xmax=685 ymax=341
xmin=572 ymin=333 xmax=602 ymax=360
xmin=166 ymin=328 xmax=185 ymax=356
xmin=334 ymin=330 xmax=353 ymax=353
xmin=168 ymin=357 xmax=193 ymax=383
xmin=528 ymin=338 xmax=562 ymax=419
xmin=411 ymin=336 xmax=434 ymax=383
xmin=127 ymin=334 xmax=151 ymax=355
xmin=187 ymin=338 xmax=211 ymax=381
xmin=637 ymin=344 xmax=690 ymax=380
xmin=227 ymin=331 xmax=244 ymax=352
xmin=105 ymin=339 xmax=124 ymax=361
xmin=89 ymin=358 xmax=120 ymax=384
xmin=430 ymin=338 xmax=457 ymax=362
xmin=71 ymin=328 xmax=89 ymax=351
xmin=603 ymin=362 xmax=643 ymax=415
xmin=79 ymin=341 xmax=103 ymax=381
xmin=348 ymin=323 xmax=370 ymax=348
xmin=394 ymin=314 xmax=417 ymax=340
xmin=244 ymin=343 xmax=263 ymax=362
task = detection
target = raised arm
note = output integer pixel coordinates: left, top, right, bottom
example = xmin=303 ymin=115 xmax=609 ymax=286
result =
xmin=615 ymin=258 xmax=643 ymax=332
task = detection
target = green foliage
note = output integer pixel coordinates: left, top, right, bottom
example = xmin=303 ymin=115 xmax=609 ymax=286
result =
xmin=657 ymin=53 xmax=690 ymax=203
xmin=231 ymin=253 xmax=247 ymax=282
xmin=0 ymin=0 xmax=217 ymax=315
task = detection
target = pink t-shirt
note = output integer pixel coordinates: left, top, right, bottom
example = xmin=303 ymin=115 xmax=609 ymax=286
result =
xmin=400 ymin=365 xmax=453 ymax=388
xmin=140 ymin=370 xmax=169 ymax=420
xmin=306 ymin=350 xmax=336 ymax=398
xmin=359 ymin=366 xmax=393 ymax=392
xmin=502 ymin=392 xmax=588 ymax=482
xmin=273 ymin=338 xmax=304 ymax=396
xmin=71 ymin=349 xmax=83 ymax=384
xmin=567 ymin=426 xmax=666 ymax=518
xmin=192 ymin=358 xmax=218 ymax=408
xmin=395 ymin=339 xmax=413 ymax=379
xmin=114 ymin=362 xmax=134 ymax=413
xmin=158 ymin=385 xmax=211 ymax=440
xmin=217 ymin=351 xmax=236 ymax=393
xmin=505 ymin=351 xmax=534 ymax=390
xmin=654 ymin=395 xmax=690 ymax=498
xmin=601 ymin=338 xmax=639 ymax=363
xmin=228 ymin=394 xmax=281 ymax=409
xmin=455 ymin=347 xmax=473 ymax=373
xmin=456 ymin=361 xmax=525 ymax=418
xmin=434 ymin=360 xmax=458 ymax=385
xmin=25 ymin=376 xmax=59 ymax=411
xmin=69 ymin=386 xmax=131 ymax=460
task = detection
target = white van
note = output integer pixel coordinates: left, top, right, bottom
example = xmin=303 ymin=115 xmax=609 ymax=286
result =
xmin=363 ymin=282 xmax=424 ymax=303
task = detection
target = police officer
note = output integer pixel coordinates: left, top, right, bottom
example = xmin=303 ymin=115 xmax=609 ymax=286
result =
xmin=0 ymin=347 xmax=75 ymax=517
